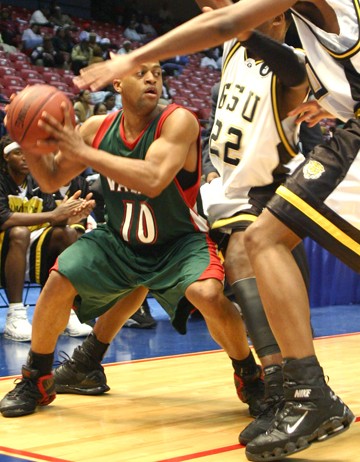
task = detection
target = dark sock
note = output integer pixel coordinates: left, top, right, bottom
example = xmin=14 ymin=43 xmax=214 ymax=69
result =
xmin=82 ymin=332 xmax=110 ymax=362
xmin=27 ymin=350 xmax=54 ymax=376
xmin=231 ymin=351 xmax=259 ymax=377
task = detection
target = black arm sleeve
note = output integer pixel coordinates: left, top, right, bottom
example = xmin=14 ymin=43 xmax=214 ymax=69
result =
xmin=202 ymin=82 xmax=220 ymax=179
xmin=241 ymin=30 xmax=307 ymax=88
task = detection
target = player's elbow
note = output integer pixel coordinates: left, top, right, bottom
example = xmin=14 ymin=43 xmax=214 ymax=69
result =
xmin=144 ymin=174 xmax=168 ymax=198
xmin=145 ymin=181 xmax=164 ymax=198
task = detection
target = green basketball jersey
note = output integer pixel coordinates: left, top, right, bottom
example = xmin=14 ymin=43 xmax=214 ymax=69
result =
xmin=93 ymin=104 xmax=208 ymax=247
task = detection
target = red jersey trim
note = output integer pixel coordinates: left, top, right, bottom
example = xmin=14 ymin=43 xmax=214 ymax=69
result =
xmin=92 ymin=111 xmax=121 ymax=149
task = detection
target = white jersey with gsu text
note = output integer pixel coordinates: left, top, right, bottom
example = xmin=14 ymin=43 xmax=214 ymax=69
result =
xmin=201 ymin=38 xmax=304 ymax=224
xmin=292 ymin=0 xmax=360 ymax=121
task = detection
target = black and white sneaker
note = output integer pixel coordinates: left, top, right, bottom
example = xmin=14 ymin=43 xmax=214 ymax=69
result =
xmin=240 ymin=395 xmax=284 ymax=446
xmin=124 ymin=302 xmax=157 ymax=329
xmin=245 ymin=357 xmax=355 ymax=461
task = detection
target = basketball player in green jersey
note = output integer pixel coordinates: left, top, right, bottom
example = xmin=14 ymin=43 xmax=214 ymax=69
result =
xmin=0 ymin=62 xmax=264 ymax=418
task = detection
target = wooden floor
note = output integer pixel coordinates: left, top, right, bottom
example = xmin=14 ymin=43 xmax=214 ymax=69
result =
xmin=0 ymin=333 xmax=359 ymax=462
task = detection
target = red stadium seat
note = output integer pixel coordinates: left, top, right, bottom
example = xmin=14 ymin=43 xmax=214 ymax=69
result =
xmin=2 ymin=75 xmax=25 ymax=88
xmin=19 ymin=69 xmax=43 ymax=80
xmin=0 ymin=67 xmax=15 ymax=77
xmin=27 ymin=78 xmax=46 ymax=85
xmin=13 ymin=61 xmax=32 ymax=71
xmin=2 ymin=86 xmax=25 ymax=98
xmin=50 ymin=82 xmax=70 ymax=92
xmin=8 ymin=52 xmax=30 ymax=63
xmin=61 ymin=74 xmax=76 ymax=87
xmin=42 ymin=72 xmax=64 ymax=83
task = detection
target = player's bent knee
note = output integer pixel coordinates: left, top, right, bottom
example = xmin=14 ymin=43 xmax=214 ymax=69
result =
xmin=52 ymin=226 xmax=78 ymax=246
xmin=243 ymin=222 xmax=265 ymax=255
xmin=8 ymin=226 xmax=31 ymax=248
xmin=186 ymin=279 xmax=224 ymax=308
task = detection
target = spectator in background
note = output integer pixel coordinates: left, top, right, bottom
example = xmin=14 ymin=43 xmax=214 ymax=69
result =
xmin=21 ymin=23 xmax=43 ymax=52
xmin=117 ymin=40 xmax=132 ymax=55
xmin=78 ymin=23 xmax=93 ymax=43
xmin=0 ymin=7 xmax=21 ymax=48
xmin=91 ymin=85 xmax=122 ymax=113
xmin=88 ymin=31 xmax=100 ymax=48
xmin=0 ymin=135 xmax=94 ymax=341
xmin=52 ymin=26 xmax=74 ymax=55
xmin=123 ymin=20 xmax=146 ymax=43
xmin=29 ymin=6 xmax=52 ymax=27
xmin=49 ymin=5 xmax=75 ymax=29
xmin=31 ymin=35 xmax=65 ymax=68
xmin=200 ymin=49 xmax=221 ymax=70
xmin=161 ymin=55 xmax=189 ymax=76
xmin=71 ymin=38 xmax=93 ymax=75
xmin=93 ymin=102 xmax=107 ymax=116
xmin=73 ymin=89 xmax=94 ymax=124
xmin=99 ymin=37 xmax=111 ymax=61
xmin=0 ymin=33 xmax=17 ymax=54
xmin=139 ymin=16 xmax=158 ymax=41
xmin=88 ymin=43 xmax=104 ymax=65
xmin=103 ymin=92 xmax=118 ymax=114
xmin=159 ymin=71 xmax=172 ymax=106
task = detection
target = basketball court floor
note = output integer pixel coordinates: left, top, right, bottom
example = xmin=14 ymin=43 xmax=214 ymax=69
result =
xmin=0 ymin=288 xmax=359 ymax=461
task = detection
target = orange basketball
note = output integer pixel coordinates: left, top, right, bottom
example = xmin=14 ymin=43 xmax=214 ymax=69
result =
xmin=6 ymin=84 xmax=76 ymax=155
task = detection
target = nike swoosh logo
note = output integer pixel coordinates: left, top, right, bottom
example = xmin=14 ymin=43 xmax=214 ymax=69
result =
xmin=286 ymin=411 xmax=309 ymax=434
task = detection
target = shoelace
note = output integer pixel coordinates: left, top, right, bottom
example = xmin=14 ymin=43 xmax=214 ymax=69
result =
xmin=53 ymin=351 xmax=74 ymax=368
xmin=8 ymin=377 xmax=41 ymax=399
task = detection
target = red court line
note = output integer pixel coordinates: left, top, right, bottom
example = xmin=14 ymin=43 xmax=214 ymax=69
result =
xmin=0 ymin=446 xmax=70 ymax=462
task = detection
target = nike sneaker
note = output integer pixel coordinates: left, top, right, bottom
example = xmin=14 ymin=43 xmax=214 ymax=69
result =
xmin=245 ymin=356 xmax=355 ymax=461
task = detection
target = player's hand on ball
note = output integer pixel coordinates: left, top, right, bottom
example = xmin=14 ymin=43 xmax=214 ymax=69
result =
xmin=38 ymin=103 xmax=86 ymax=158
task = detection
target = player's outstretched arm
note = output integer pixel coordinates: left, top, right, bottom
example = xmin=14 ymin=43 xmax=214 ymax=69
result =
xmin=74 ymin=0 xmax=296 ymax=91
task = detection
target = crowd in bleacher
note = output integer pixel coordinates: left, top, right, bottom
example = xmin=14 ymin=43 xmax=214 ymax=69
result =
xmin=0 ymin=3 xmax=223 ymax=125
